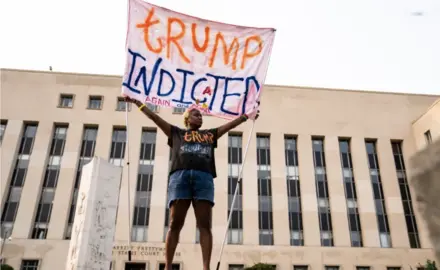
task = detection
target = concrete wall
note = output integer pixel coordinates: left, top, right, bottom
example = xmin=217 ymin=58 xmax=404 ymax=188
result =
xmin=412 ymin=99 xmax=440 ymax=151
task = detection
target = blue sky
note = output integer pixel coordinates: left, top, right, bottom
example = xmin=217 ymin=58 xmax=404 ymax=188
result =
xmin=0 ymin=0 xmax=439 ymax=94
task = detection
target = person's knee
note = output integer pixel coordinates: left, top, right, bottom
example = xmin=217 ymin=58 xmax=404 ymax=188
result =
xmin=197 ymin=218 xmax=211 ymax=231
xmin=169 ymin=217 xmax=185 ymax=232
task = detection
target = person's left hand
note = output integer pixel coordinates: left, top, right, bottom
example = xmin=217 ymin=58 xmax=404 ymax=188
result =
xmin=247 ymin=101 xmax=260 ymax=120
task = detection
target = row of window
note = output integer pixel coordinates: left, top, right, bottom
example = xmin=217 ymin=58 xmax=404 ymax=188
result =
xmin=8 ymin=260 xmax=177 ymax=270
xmin=7 ymin=260 xmax=422 ymax=270
xmin=122 ymin=264 xmax=405 ymax=270
xmin=57 ymin=93 xmax=436 ymax=144
xmin=251 ymin=134 xmax=419 ymax=248
xmin=57 ymin=94 xmax=186 ymax=114
xmin=0 ymin=122 xmax=420 ymax=249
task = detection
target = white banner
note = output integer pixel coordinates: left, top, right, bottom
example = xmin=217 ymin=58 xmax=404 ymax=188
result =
xmin=122 ymin=0 xmax=276 ymax=119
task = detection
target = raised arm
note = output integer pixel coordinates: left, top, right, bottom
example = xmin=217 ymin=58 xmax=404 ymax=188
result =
xmin=127 ymin=97 xmax=172 ymax=137
xmin=217 ymin=114 xmax=249 ymax=138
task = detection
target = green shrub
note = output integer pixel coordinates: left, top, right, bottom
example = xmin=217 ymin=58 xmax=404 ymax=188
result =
xmin=244 ymin=263 xmax=276 ymax=270
xmin=424 ymin=260 xmax=437 ymax=270
xmin=0 ymin=264 xmax=14 ymax=270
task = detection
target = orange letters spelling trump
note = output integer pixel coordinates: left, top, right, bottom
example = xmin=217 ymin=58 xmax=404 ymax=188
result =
xmin=136 ymin=8 xmax=263 ymax=71
xmin=183 ymin=131 xmax=214 ymax=144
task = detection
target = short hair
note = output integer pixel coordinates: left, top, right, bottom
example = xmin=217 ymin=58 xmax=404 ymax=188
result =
xmin=183 ymin=108 xmax=198 ymax=128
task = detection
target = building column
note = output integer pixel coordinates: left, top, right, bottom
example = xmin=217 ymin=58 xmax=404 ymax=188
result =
xmin=242 ymin=128 xmax=259 ymax=245
xmin=115 ymin=125 xmax=142 ymax=242
xmin=12 ymin=121 xmax=53 ymax=239
xmin=350 ymin=137 xmax=380 ymax=247
xmin=324 ymin=136 xmax=350 ymax=246
xmin=0 ymin=120 xmax=22 ymax=205
xmin=93 ymin=123 xmax=113 ymax=160
xmin=47 ymin=122 xmax=83 ymax=239
xmin=377 ymin=138 xmax=410 ymax=248
xmin=212 ymin=135 xmax=228 ymax=245
xmin=147 ymin=131 xmax=171 ymax=242
xmin=297 ymin=134 xmax=320 ymax=246
xmin=269 ymin=132 xmax=290 ymax=246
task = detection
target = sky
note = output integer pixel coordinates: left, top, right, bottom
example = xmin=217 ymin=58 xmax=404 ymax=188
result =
xmin=0 ymin=0 xmax=439 ymax=95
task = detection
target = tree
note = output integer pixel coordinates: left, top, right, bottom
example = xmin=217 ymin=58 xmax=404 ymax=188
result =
xmin=424 ymin=260 xmax=437 ymax=270
xmin=244 ymin=263 xmax=276 ymax=270
xmin=417 ymin=260 xmax=437 ymax=270
xmin=0 ymin=264 xmax=14 ymax=270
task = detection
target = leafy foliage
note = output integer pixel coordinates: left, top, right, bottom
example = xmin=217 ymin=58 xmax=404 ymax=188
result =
xmin=0 ymin=264 xmax=14 ymax=270
xmin=244 ymin=263 xmax=276 ymax=270
xmin=423 ymin=260 xmax=437 ymax=270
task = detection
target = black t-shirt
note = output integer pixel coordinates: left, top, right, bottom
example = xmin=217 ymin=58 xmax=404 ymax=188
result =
xmin=168 ymin=125 xmax=218 ymax=178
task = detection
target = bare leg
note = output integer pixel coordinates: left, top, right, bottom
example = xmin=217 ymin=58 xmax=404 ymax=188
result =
xmin=194 ymin=200 xmax=213 ymax=270
xmin=165 ymin=199 xmax=191 ymax=270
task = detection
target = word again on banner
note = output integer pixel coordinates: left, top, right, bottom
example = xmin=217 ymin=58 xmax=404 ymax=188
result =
xmin=121 ymin=0 xmax=276 ymax=120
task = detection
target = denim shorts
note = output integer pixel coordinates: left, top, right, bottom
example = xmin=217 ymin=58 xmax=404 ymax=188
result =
xmin=167 ymin=170 xmax=215 ymax=208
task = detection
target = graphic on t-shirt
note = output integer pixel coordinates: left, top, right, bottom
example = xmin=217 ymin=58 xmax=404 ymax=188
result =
xmin=180 ymin=130 xmax=215 ymax=158
xmin=183 ymin=130 xmax=215 ymax=144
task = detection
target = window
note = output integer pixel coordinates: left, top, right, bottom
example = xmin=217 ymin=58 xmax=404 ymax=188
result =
xmin=59 ymin=94 xmax=73 ymax=108
xmin=357 ymin=267 xmax=370 ymax=270
xmin=132 ymin=130 xmax=156 ymax=242
xmin=1 ymin=124 xmax=38 ymax=236
xmin=88 ymin=96 xmax=103 ymax=109
xmin=257 ymin=135 xmax=274 ymax=245
xmin=424 ymin=130 xmax=432 ymax=144
xmin=20 ymin=260 xmax=39 ymax=270
xmin=313 ymin=138 xmax=333 ymax=246
xmin=285 ymin=136 xmax=304 ymax=246
xmin=173 ymin=107 xmax=186 ymax=114
xmin=32 ymin=125 xmax=68 ymax=239
xmin=125 ymin=262 xmax=147 ymax=270
xmin=228 ymin=134 xmax=243 ymax=244
xmin=325 ymin=266 xmax=339 ymax=270
xmin=387 ymin=267 xmax=401 ymax=270
xmin=339 ymin=139 xmax=363 ymax=247
xmin=147 ymin=103 xmax=158 ymax=112
xmin=110 ymin=128 xmax=126 ymax=166
xmin=229 ymin=265 xmax=244 ymax=270
xmin=0 ymin=120 xmax=7 ymax=144
xmin=65 ymin=126 xmax=98 ymax=239
xmin=366 ymin=140 xmax=392 ymax=248
xmin=158 ymin=263 xmax=180 ymax=270
xmin=392 ymin=141 xmax=420 ymax=248
xmin=294 ymin=266 xmax=308 ymax=270
xmin=117 ymin=97 xmax=131 ymax=111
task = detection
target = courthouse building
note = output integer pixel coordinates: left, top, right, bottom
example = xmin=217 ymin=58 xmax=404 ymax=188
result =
xmin=0 ymin=68 xmax=439 ymax=270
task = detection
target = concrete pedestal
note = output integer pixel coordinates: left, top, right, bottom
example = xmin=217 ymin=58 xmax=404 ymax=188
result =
xmin=65 ymin=157 xmax=123 ymax=270
xmin=410 ymin=139 xmax=440 ymax=263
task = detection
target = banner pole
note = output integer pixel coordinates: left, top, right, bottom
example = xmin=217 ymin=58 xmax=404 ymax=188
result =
xmin=125 ymin=103 xmax=133 ymax=261
xmin=215 ymin=120 xmax=256 ymax=270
